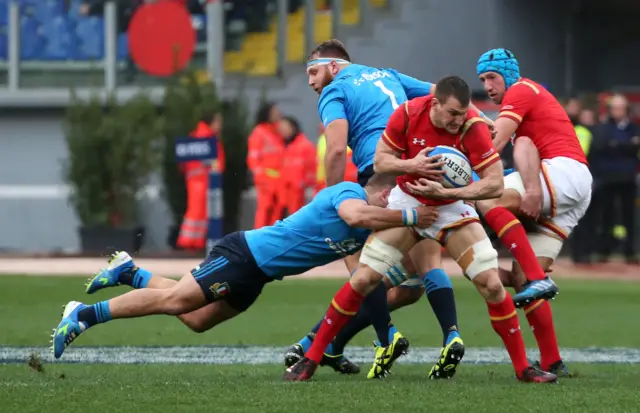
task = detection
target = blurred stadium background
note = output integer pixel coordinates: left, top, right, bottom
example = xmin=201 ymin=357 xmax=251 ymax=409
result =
xmin=1 ymin=1 xmax=640 ymax=410
xmin=0 ymin=0 xmax=638 ymax=256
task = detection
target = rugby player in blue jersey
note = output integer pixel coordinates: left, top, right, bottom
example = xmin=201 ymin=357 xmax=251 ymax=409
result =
xmin=49 ymin=175 xmax=441 ymax=360
xmin=285 ymin=39 xmax=494 ymax=380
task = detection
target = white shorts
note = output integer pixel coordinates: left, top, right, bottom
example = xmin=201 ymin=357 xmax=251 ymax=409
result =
xmin=387 ymin=186 xmax=480 ymax=244
xmin=504 ymin=156 xmax=592 ymax=257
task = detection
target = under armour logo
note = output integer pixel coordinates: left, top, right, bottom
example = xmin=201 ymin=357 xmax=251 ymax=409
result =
xmin=461 ymin=211 xmax=470 ymax=218
xmin=509 ymin=327 xmax=520 ymax=335
xmin=509 ymin=243 xmax=517 ymax=251
xmin=413 ymin=138 xmax=425 ymax=146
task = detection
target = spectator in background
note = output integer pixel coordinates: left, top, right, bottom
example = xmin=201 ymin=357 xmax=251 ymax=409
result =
xmin=177 ymin=109 xmax=225 ymax=251
xmin=276 ymin=116 xmax=316 ymax=218
xmin=589 ymin=94 xmax=640 ymax=264
xmin=247 ymin=102 xmax=284 ymax=228
xmin=570 ymin=106 xmax=595 ymax=264
xmin=565 ymin=97 xmax=582 ymax=125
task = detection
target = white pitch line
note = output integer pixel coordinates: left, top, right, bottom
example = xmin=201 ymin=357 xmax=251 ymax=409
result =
xmin=1 ymin=346 xmax=639 ymax=365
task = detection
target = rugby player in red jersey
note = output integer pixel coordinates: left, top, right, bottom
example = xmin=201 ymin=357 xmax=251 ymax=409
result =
xmin=476 ymin=48 xmax=592 ymax=376
xmin=284 ymin=75 xmax=558 ymax=383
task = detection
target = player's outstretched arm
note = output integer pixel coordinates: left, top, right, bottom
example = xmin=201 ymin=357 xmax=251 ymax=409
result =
xmin=324 ymin=119 xmax=349 ymax=186
xmin=338 ymin=199 xmax=438 ymax=231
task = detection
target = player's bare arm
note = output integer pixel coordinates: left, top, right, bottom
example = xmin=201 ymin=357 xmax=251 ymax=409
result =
xmin=406 ymin=160 xmax=504 ymax=201
xmin=513 ymin=136 xmax=544 ymax=220
xmin=492 ymin=117 xmax=519 ymax=153
xmin=324 ymin=119 xmax=349 ymax=186
xmin=338 ymin=199 xmax=438 ymax=230
xmin=374 ymin=139 xmax=444 ymax=178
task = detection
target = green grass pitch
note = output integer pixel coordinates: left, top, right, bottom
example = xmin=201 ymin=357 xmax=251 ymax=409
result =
xmin=1 ymin=275 xmax=639 ymax=412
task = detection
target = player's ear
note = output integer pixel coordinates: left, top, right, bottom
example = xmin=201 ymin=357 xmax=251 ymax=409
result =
xmin=380 ymin=187 xmax=391 ymax=204
xmin=431 ymin=97 xmax=439 ymax=108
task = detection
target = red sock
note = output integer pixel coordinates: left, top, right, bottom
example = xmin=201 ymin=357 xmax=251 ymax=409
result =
xmin=525 ymin=300 xmax=561 ymax=370
xmin=487 ymin=294 xmax=529 ymax=376
xmin=484 ymin=207 xmax=545 ymax=281
xmin=305 ymin=282 xmax=365 ymax=363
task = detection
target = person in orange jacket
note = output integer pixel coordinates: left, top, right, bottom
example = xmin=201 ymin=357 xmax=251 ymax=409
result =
xmin=247 ymin=102 xmax=284 ymax=228
xmin=314 ymin=123 xmax=358 ymax=194
xmin=276 ymin=116 xmax=316 ymax=217
xmin=176 ymin=110 xmax=225 ymax=251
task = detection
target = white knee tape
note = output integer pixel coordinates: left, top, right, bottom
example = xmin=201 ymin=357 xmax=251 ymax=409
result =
xmin=459 ymin=238 xmax=498 ymax=280
xmin=528 ymin=233 xmax=563 ymax=260
xmin=360 ymin=237 xmax=404 ymax=276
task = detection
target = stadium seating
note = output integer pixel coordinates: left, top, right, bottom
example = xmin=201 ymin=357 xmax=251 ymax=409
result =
xmin=0 ymin=0 xmax=388 ymax=75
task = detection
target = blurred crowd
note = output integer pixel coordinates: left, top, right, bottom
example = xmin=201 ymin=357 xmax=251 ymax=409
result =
xmin=246 ymin=102 xmax=358 ymax=229
xmin=565 ymin=94 xmax=640 ymax=265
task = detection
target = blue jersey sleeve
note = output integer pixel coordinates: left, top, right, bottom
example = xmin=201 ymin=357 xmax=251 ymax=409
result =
xmin=388 ymin=69 xmax=433 ymax=99
xmin=331 ymin=183 xmax=367 ymax=211
xmin=318 ymin=84 xmax=347 ymax=128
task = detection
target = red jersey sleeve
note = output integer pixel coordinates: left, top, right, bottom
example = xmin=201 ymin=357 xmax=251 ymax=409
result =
xmin=497 ymin=81 xmax=539 ymax=125
xmin=381 ymin=102 xmax=410 ymax=152
xmin=460 ymin=117 xmax=501 ymax=173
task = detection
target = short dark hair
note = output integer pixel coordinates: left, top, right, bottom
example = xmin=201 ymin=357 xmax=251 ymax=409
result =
xmin=281 ymin=116 xmax=301 ymax=137
xmin=308 ymin=39 xmax=351 ymax=62
xmin=434 ymin=76 xmax=471 ymax=107
xmin=255 ymin=101 xmax=277 ymax=125
xmin=200 ymin=109 xmax=219 ymax=125
xmin=364 ymin=173 xmax=396 ymax=190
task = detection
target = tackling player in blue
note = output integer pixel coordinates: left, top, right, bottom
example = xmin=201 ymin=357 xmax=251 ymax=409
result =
xmin=284 ymin=39 xmax=494 ymax=380
xmin=50 ymin=176 xmax=440 ymax=361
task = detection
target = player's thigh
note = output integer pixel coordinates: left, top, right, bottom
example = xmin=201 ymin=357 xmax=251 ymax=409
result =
xmin=476 ymin=173 xmax=524 ymax=216
xmin=178 ymin=301 xmax=240 ymax=333
xmin=191 ymin=232 xmax=271 ymax=314
xmin=408 ymin=238 xmax=443 ymax=275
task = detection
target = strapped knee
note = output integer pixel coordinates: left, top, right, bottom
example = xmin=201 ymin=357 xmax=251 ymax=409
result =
xmin=359 ymin=237 xmax=404 ymax=276
xmin=528 ymin=233 xmax=563 ymax=260
xmin=456 ymin=238 xmax=498 ymax=280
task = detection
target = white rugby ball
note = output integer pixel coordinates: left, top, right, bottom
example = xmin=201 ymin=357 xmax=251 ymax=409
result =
xmin=428 ymin=146 xmax=473 ymax=188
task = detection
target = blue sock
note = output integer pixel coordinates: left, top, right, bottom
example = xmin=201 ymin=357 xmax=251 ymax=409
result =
xmin=324 ymin=342 xmax=334 ymax=356
xmin=387 ymin=324 xmax=399 ymax=343
xmin=446 ymin=330 xmax=460 ymax=345
xmin=132 ymin=267 xmax=152 ymax=289
xmin=77 ymin=300 xmax=113 ymax=327
xmin=298 ymin=335 xmax=313 ymax=352
xmin=423 ymin=268 xmax=459 ymax=346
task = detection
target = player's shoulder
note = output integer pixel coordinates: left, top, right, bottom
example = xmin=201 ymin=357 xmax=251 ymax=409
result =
xmin=506 ymin=78 xmax=543 ymax=97
xmin=328 ymin=181 xmax=366 ymax=199
xmin=319 ymin=82 xmax=346 ymax=103
xmin=401 ymin=95 xmax=431 ymax=117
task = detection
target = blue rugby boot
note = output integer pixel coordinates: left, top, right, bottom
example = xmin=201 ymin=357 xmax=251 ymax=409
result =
xmin=85 ymin=251 xmax=135 ymax=294
xmin=50 ymin=301 xmax=88 ymax=359
xmin=428 ymin=331 xmax=465 ymax=379
xmin=513 ymin=276 xmax=559 ymax=308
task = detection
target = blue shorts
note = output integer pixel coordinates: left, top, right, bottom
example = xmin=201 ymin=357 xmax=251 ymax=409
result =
xmin=357 ymin=164 xmax=375 ymax=186
xmin=190 ymin=231 xmax=272 ymax=312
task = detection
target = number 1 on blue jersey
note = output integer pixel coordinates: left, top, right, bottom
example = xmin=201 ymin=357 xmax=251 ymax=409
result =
xmin=373 ymin=80 xmax=400 ymax=109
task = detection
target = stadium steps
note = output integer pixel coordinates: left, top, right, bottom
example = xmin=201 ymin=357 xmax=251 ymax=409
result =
xmin=224 ymin=0 xmax=388 ymax=77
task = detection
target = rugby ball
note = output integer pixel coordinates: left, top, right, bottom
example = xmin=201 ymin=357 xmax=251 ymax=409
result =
xmin=428 ymin=146 xmax=473 ymax=188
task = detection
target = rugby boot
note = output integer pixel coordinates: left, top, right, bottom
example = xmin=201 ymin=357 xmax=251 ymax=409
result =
xmin=533 ymin=360 xmax=572 ymax=378
xmin=367 ymin=331 xmax=410 ymax=379
xmin=428 ymin=332 xmax=465 ymax=379
xmin=284 ymin=343 xmax=304 ymax=368
xmin=50 ymin=301 xmax=88 ymax=359
xmin=518 ymin=365 xmax=558 ymax=383
xmin=320 ymin=353 xmax=360 ymax=375
xmin=85 ymin=251 xmax=135 ymax=294
xmin=513 ymin=276 xmax=559 ymax=308
xmin=283 ymin=357 xmax=319 ymax=382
